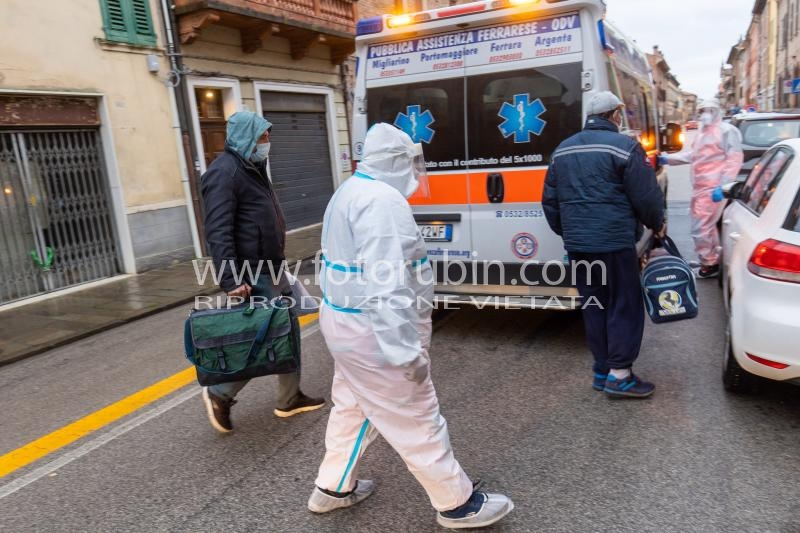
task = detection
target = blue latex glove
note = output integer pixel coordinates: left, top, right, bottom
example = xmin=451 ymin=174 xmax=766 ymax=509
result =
xmin=711 ymin=186 xmax=724 ymax=202
xmin=657 ymin=154 xmax=669 ymax=165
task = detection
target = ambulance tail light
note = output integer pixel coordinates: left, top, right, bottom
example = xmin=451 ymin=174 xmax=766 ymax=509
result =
xmin=356 ymin=16 xmax=383 ymax=35
xmin=748 ymin=239 xmax=800 ymax=284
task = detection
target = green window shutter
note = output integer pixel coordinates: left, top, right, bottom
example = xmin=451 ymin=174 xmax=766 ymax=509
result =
xmin=131 ymin=0 xmax=157 ymax=46
xmin=100 ymin=0 xmax=156 ymax=46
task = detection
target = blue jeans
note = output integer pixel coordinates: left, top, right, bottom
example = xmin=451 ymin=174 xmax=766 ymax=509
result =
xmin=209 ymin=273 xmax=301 ymax=408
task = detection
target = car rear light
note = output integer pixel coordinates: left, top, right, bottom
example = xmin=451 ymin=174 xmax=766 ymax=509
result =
xmin=746 ymin=353 xmax=789 ymax=369
xmin=748 ymin=239 xmax=800 ymax=283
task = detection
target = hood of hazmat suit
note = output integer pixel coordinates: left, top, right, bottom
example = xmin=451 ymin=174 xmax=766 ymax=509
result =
xmin=225 ymin=111 xmax=272 ymax=161
xmin=313 ymin=123 xmax=473 ymax=511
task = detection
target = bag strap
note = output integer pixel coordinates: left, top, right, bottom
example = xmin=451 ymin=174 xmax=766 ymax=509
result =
xmin=244 ymin=306 xmax=277 ymax=365
xmin=657 ymin=235 xmax=684 ymax=260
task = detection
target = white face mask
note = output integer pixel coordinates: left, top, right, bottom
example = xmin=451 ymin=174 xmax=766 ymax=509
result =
xmin=700 ymin=112 xmax=714 ymax=126
xmin=250 ymin=142 xmax=270 ymax=163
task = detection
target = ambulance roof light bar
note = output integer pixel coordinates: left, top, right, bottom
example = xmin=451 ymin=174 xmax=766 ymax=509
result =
xmin=359 ymin=0 xmax=603 ymax=34
xmin=384 ymin=0 xmax=540 ymax=28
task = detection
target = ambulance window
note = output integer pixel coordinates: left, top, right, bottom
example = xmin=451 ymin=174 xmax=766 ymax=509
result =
xmin=466 ymin=62 xmax=582 ymax=166
xmin=366 ymin=79 xmax=467 ymax=170
xmin=615 ymin=69 xmax=657 ymax=147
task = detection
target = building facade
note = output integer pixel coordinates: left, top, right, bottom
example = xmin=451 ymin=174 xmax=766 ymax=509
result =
xmin=647 ymin=46 xmax=685 ymax=124
xmin=0 ymin=0 xmax=198 ymax=304
xmin=724 ymin=0 xmax=800 ymax=112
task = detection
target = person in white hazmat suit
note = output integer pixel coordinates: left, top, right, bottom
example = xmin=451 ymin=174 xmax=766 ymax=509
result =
xmin=658 ymin=98 xmax=743 ymax=278
xmin=307 ymin=123 xmax=514 ymax=529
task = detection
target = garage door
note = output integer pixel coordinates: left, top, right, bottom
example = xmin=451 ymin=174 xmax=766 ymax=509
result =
xmin=261 ymin=92 xmax=335 ymax=230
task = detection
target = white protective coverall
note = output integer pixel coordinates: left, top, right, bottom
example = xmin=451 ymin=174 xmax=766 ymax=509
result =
xmin=314 ymin=123 xmax=473 ymax=511
xmin=662 ymin=99 xmax=743 ymax=266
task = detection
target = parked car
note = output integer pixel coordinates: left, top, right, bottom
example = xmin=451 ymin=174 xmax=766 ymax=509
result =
xmin=685 ymin=120 xmax=699 ymax=130
xmin=729 ymin=112 xmax=800 ymax=180
xmin=719 ymin=139 xmax=800 ymax=393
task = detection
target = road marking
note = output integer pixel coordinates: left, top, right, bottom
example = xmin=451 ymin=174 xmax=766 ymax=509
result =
xmin=0 ymin=313 xmax=319 ymax=484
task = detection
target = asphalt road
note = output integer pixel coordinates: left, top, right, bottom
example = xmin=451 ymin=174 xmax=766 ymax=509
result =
xmin=2 ymin=157 xmax=800 ymax=533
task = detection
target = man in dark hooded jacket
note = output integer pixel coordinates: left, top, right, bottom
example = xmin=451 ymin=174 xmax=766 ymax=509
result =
xmin=543 ymin=92 xmax=666 ymax=398
xmin=199 ymin=111 xmax=324 ymax=433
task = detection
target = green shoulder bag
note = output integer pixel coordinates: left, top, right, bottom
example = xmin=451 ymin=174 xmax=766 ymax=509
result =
xmin=183 ymin=300 xmax=299 ymax=386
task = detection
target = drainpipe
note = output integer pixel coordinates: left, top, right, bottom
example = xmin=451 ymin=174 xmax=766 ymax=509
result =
xmin=158 ymin=0 xmax=203 ymax=259
xmin=340 ymin=60 xmax=354 ymax=175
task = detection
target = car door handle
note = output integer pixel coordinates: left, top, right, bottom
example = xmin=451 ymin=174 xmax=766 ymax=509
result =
xmin=722 ymin=218 xmax=731 ymax=226
xmin=729 ymin=232 xmax=741 ymax=241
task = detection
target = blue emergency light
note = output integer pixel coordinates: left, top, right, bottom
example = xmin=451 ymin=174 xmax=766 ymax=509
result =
xmin=597 ymin=20 xmax=614 ymax=52
xmin=356 ymin=17 xmax=383 ymax=36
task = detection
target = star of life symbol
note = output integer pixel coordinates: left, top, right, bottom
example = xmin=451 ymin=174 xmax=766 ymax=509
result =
xmin=394 ymin=105 xmax=435 ymax=144
xmin=498 ymin=94 xmax=547 ymax=143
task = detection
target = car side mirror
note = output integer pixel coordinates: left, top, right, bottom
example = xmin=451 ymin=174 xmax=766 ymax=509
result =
xmin=722 ymin=180 xmax=743 ymax=200
xmin=659 ymin=122 xmax=684 ymax=153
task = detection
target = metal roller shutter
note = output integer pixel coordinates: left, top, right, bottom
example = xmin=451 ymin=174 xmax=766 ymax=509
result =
xmin=262 ymin=92 xmax=335 ymax=230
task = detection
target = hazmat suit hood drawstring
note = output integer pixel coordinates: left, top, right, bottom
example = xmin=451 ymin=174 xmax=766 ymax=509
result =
xmin=225 ymin=111 xmax=273 ymax=161
xmin=356 ymin=123 xmax=420 ymax=198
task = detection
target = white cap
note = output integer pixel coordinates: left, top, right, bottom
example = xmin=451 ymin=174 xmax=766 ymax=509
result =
xmin=587 ymin=91 xmax=625 ymax=115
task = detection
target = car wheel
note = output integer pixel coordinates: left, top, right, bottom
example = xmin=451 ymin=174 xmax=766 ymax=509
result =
xmin=722 ymin=315 xmax=758 ymax=394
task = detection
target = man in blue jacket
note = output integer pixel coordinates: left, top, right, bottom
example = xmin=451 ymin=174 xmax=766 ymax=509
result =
xmin=199 ymin=111 xmax=324 ymax=432
xmin=543 ymin=92 xmax=666 ymax=398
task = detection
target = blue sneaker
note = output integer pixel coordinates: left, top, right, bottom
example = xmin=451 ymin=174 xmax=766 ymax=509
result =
xmin=592 ymin=373 xmax=609 ymax=391
xmin=604 ymin=373 xmax=655 ymax=398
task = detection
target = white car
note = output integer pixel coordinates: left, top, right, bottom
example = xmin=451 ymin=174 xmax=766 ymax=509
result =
xmin=720 ymin=139 xmax=800 ymax=392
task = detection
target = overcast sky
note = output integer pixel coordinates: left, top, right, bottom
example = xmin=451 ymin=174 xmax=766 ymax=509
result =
xmin=604 ymin=0 xmax=754 ymax=97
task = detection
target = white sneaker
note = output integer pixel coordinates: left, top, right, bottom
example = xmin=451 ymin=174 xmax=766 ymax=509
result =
xmin=436 ymin=491 xmax=515 ymax=529
xmin=307 ymin=480 xmax=375 ymax=513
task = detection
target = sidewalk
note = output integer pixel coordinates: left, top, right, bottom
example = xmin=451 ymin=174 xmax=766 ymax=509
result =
xmin=0 ymin=225 xmax=322 ymax=366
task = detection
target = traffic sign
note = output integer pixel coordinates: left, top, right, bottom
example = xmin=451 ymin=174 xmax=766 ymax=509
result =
xmin=793 ymin=78 xmax=800 ymax=94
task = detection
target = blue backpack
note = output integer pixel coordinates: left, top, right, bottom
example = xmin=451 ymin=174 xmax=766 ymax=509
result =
xmin=641 ymin=236 xmax=698 ymax=323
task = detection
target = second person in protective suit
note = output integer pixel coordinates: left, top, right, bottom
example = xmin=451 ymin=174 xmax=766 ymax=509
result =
xmin=307 ymin=123 xmax=514 ymax=529
xmin=659 ymin=98 xmax=743 ymax=278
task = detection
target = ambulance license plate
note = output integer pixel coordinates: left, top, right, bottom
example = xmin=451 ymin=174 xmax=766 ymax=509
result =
xmin=418 ymin=224 xmax=452 ymax=242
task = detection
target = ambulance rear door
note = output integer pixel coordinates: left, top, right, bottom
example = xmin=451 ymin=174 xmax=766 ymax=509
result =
xmin=363 ymin=31 xmax=472 ymax=262
xmin=463 ymin=13 xmax=584 ymax=270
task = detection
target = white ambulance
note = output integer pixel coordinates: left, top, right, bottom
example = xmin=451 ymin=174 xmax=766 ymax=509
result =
xmin=351 ymin=0 xmax=680 ymax=309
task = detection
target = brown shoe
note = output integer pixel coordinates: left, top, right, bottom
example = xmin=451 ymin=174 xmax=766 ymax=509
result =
xmin=274 ymin=392 xmax=326 ymax=418
xmin=202 ymin=387 xmax=236 ymax=433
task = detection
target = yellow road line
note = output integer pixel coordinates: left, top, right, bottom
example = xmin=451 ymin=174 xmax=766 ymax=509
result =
xmin=0 ymin=312 xmax=319 ymax=479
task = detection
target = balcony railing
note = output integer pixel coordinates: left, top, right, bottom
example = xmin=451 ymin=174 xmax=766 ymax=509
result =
xmin=175 ymin=0 xmax=356 ymax=63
